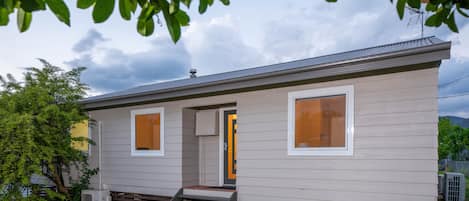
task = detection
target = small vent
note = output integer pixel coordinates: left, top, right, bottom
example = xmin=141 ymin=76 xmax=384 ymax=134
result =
xmin=190 ymin=68 xmax=197 ymax=78
xmin=445 ymin=172 xmax=465 ymax=201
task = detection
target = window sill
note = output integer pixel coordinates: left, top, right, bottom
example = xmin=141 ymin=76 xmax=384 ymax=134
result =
xmin=288 ymin=148 xmax=353 ymax=156
xmin=131 ymin=150 xmax=164 ymax=157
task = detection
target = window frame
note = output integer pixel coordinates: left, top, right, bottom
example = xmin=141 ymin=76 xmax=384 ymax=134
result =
xmin=130 ymin=107 xmax=165 ymax=157
xmin=287 ymin=85 xmax=354 ymax=156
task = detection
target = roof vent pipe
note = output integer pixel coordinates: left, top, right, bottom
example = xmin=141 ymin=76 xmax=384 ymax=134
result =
xmin=190 ymin=68 xmax=197 ymax=78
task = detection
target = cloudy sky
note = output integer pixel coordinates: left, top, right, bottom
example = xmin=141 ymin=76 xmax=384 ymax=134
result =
xmin=0 ymin=0 xmax=468 ymax=117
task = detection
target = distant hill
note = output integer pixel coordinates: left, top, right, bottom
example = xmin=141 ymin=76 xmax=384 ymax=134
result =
xmin=440 ymin=116 xmax=469 ymax=128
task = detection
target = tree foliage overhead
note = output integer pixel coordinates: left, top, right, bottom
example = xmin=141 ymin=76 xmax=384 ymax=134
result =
xmin=393 ymin=0 xmax=469 ymax=33
xmin=439 ymin=117 xmax=469 ymax=160
xmin=0 ymin=0 xmax=467 ymax=43
xmin=327 ymin=0 xmax=469 ymax=33
xmin=0 ymin=0 xmax=229 ymax=42
xmin=0 ymin=60 xmax=95 ymax=200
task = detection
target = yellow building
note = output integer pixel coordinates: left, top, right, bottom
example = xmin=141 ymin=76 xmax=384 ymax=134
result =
xmin=70 ymin=120 xmax=89 ymax=152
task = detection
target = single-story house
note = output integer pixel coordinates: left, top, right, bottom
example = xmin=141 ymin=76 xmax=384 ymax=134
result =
xmin=79 ymin=36 xmax=451 ymax=201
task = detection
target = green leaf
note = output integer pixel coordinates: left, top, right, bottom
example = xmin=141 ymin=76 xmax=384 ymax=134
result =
xmin=137 ymin=17 xmax=154 ymax=36
xmin=326 ymin=0 xmax=337 ymax=2
xmin=443 ymin=1 xmax=452 ymax=9
xmin=207 ymin=0 xmax=213 ymax=6
xmin=219 ymin=0 xmax=229 ymax=6
xmin=119 ymin=0 xmax=132 ymax=20
xmin=77 ymin=0 xmax=95 ymax=9
xmin=45 ymin=0 xmax=70 ymax=26
xmin=181 ymin=0 xmax=191 ymax=8
xmin=425 ymin=3 xmax=437 ymax=12
xmin=169 ymin=0 xmax=179 ymax=14
xmin=163 ymin=6 xmax=180 ymax=42
xmin=407 ymin=0 xmax=420 ymax=9
xmin=20 ymin=0 xmax=46 ymax=12
xmin=16 ymin=8 xmax=32 ymax=32
xmin=425 ymin=12 xmax=444 ymax=26
xmin=444 ymin=11 xmax=459 ymax=33
xmin=457 ymin=4 xmax=469 ymax=17
xmin=2 ymin=0 xmax=15 ymax=10
xmin=427 ymin=7 xmax=451 ymax=27
xmin=136 ymin=0 xmax=145 ymax=7
xmin=138 ymin=2 xmax=154 ymax=20
xmin=92 ymin=0 xmax=115 ymax=23
xmin=129 ymin=0 xmax=137 ymax=12
xmin=152 ymin=1 xmax=161 ymax=13
xmin=174 ymin=9 xmax=189 ymax=26
xmin=396 ymin=0 xmax=406 ymax=19
xmin=461 ymin=0 xmax=469 ymax=9
xmin=0 ymin=8 xmax=9 ymax=25
xmin=198 ymin=0 xmax=207 ymax=14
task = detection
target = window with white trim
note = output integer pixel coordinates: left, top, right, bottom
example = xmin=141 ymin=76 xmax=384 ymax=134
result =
xmin=288 ymin=85 xmax=354 ymax=156
xmin=131 ymin=107 xmax=165 ymax=156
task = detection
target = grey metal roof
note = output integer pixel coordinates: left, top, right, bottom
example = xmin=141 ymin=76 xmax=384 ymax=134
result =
xmin=82 ymin=36 xmax=450 ymax=109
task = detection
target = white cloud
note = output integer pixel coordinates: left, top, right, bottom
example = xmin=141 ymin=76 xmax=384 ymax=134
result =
xmin=183 ymin=14 xmax=265 ymax=75
xmin=447 ymin=24 xmax=469 ymax=62
xmin=259 ymin=0 xmax=424 ymax=66
xmin=72 ymin=29 xmax=109 ymax=53
xmin=67 ymin=31 xmax=191 ymax=93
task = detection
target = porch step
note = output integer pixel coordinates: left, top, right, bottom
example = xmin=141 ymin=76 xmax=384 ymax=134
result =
xmin=171 ymin=186 xmax=237 ymax=201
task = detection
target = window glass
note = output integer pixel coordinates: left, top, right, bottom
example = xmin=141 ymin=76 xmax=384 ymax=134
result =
xmin=135 ymin=113 xmax=160 ymax=150
xmin=295 ymin=95 xmax=345 ymax=148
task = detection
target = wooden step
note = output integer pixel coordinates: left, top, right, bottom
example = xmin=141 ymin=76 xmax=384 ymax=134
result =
xmin=171 ymin=186 xmax=237 ymax=201
xmin=183 ymin=188 xmax=233 ymax=198
xmin=180 ymin=194 xmax=232 ymax=201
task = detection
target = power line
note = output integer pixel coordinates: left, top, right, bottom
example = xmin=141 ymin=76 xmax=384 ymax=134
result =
xmin=439 ymin=92 xmax=469 ymax=99
xmin=439 ymin=74 xmax=469 ymax=88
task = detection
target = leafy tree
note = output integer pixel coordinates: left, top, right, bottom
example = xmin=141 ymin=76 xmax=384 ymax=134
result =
xmin=1 ymin=1 xmax=467 ymax=44
xmin=439 ymin=117 xmax=469 ymax=160
xmin=0 ymin=0 xmax=229 ymax=42
xmin=0 ymin=60 xmax=95 ymax=200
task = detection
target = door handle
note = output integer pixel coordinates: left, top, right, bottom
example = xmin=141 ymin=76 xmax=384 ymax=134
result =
xmin=224 ymin=142 xmax=227 ymax=151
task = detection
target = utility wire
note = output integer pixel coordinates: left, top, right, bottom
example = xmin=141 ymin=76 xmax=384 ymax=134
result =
xmin=439 ymin=74 xmax=469 ymax=88
xmin=439 ymin=92 xmax=469 ymax=99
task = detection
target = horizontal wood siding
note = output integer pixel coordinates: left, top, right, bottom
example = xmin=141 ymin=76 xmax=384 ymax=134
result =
xmin=235 ymin=68 xmax=439 ymax=201
xmin=89 ymin=95 xmax=240 ymax=196
xmin=89 ymin=106 xmax=183 ymax=196
xmin=88 ymin=68 xmax=438 ymax=200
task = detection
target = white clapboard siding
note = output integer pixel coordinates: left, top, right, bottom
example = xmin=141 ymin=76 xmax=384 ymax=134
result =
xmin=89 ymin=91 xmax=241 ymax=196
xmin=235 ymin=68 xmax=439 ymax=201
xmin=237 ymin=186 xmax=435 ymax=201
xmin=87 ymin=67 xmax=438 ymax=200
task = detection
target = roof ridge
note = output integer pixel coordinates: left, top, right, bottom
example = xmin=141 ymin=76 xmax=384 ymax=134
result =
xmin=133 ymin=36 xmax=439 ymax=86
xmin=83 ymin=36 xmax=447 ymax=102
